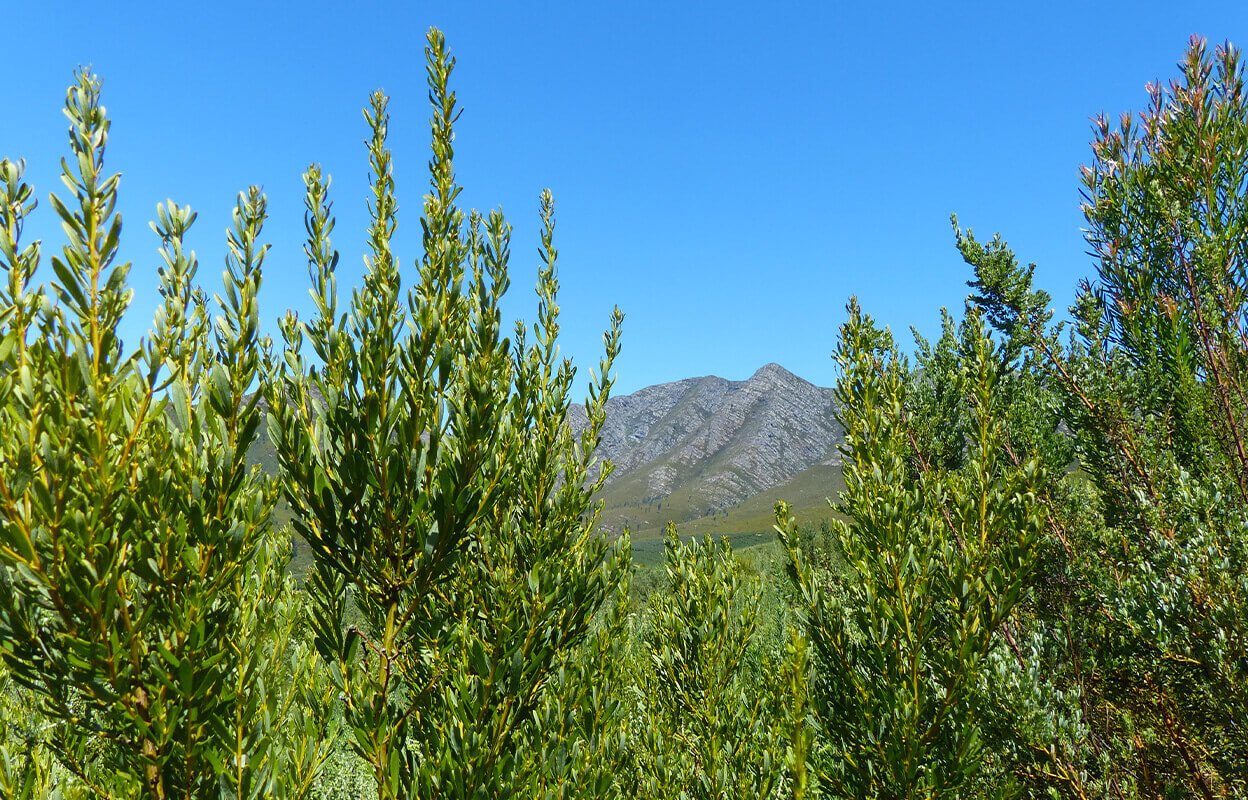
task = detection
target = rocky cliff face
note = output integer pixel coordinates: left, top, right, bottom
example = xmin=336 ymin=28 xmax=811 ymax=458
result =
xmin=570 ymin=363 xmax=843 ymax=522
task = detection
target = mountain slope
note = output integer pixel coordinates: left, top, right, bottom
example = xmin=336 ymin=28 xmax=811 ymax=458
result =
xmin=572 ymin=363 xmax=844 ymax=540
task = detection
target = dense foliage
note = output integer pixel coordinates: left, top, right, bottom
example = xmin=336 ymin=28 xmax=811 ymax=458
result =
xmin=624 ymin=527 xmax=809 ymax=799
xmin=265 ymin=29 xmax=632 ymax=799
xmin=0 ymin=70 xmax=332 ymax=799
xmin=772 ymin=36 xmax=1248 ymax=799
xmin=1 ymin=27 xmax=1246 ymax=800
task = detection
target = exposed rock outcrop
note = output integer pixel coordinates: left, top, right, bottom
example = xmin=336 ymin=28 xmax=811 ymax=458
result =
xmin=571 ymin=363 xmax=843 ymax=517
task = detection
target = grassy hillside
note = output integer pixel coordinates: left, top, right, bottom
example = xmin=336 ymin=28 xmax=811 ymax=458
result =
xmin=624 ymin=462 xmax=846 ymax=565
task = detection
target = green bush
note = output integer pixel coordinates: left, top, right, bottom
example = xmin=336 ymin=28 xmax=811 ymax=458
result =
xmin=264 ymin=27 xmax=631 ymax=800
xmin=778 ymin=35 xmax=1248 ymax=800
xmin=624 ymin=526 xmax=810 ymax=799
xmin=3 ymin=24 xmax=1248 ymax=800
xmin=778 ymin=304 xmax=1045 ymax=799
xmin=0 ymin=71 xmax=333 ymax=799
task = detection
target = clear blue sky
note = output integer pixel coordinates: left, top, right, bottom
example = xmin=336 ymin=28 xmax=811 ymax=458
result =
xmin=4 ymin=1 xmax=1246 ymax=395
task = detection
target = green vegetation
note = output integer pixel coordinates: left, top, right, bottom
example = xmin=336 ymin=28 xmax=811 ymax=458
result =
xmin=601 ymin=463 xmax=845 ymax=550
xmin=777 ymin=304 xmax=1047 ymax=798
xmin=264 ymin=30 xmax=630 ymax=798
xmin=0 ymin=70 xmax=329 ymax=798
xmin=623 ymin=527 xmax=809 ymax=798
xmin=1 ymin=26 xmax=1246 ymax=800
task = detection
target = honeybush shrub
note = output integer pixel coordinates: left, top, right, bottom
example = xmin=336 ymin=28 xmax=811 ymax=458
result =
xmin=926 ymin=38 xmax=1248 ymax=800
xmin=1009 ymin=37 xmax=1248 ymax=798
xmin=781 ymin=35 xmax=1248 ymax=800
xmin=0 ymin=72 xmax=335 ymax=799
xmin=623 ymin=526 xmax=811 ymax=800
xmin=264 ymin=27 xmax=632 ymax=800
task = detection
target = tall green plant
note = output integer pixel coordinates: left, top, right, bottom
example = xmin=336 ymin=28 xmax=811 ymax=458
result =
xmin=266 ymin=27 xmax=631 ymax=799
xmin=779 ymin=301 xmax=1045 ymax=799
xmin=990 ymin=37 xmax=1248 ymax=798
xmin=626 ymin=526 xmax=810 ymax=800
xmin=0 ymin=71 xmax=328 ymax=800
xmin=857 ymin=37 xmax=1248 ymax=798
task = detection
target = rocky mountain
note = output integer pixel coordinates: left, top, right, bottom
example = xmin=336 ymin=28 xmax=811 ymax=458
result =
xmin=570 ymin=363 xmax=845 ymax=540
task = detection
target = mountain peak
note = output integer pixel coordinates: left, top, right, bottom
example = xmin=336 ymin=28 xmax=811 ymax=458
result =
xmin=571 ymin=364 xmax=843 ymax=538
xmin=750 ymin=362 xmax=794 ymax=381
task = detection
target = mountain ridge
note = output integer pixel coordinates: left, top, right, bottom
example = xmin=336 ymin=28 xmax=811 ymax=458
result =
xmin=571 ymin=362 xmax=844 ymax=539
